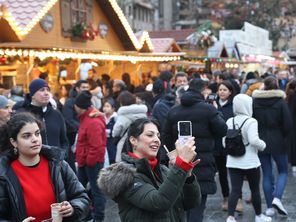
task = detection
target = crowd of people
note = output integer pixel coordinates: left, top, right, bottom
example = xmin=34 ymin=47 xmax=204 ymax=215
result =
xmin=0 ymin=67 xmax=295 ymax=222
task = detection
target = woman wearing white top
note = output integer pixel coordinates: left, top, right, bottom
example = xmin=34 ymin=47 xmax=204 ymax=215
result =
xmin=225 ymin=94 xmax=271 ymax=222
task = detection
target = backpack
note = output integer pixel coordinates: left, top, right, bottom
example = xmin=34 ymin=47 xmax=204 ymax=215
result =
xmin=225 ymin=118 xmax=250 ymax=157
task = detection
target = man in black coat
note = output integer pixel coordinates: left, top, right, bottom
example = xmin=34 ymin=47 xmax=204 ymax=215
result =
xmin=163 ymin=78 xmax=227 ymax=222
xmin=13 ymin=79 xmax=69 ymax=158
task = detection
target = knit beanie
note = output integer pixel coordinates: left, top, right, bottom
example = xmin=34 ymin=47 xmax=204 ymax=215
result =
xmin=29 ymin=78 xmax=50 ymax=96
xmin=75 ymin=91 xmax=92 ymax=109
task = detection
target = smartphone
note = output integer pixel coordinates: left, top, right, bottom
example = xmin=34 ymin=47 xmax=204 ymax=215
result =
xmin=178 ymin=121 xmax=192 ymax=146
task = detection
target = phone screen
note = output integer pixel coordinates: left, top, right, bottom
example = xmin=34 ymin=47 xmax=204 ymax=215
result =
xmin=178 ymin=121 xmax=192 ymax=136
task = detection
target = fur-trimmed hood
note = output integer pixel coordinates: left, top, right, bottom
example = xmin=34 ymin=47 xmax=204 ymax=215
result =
xmin=252 ymin=89 xmax=286 ymax=99
xmin=98 ymin=162 xmax=136 ymax=199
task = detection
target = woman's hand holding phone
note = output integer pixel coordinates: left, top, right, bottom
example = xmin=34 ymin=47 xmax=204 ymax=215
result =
xmin=175 ymin=137 xmax=196 ymax=163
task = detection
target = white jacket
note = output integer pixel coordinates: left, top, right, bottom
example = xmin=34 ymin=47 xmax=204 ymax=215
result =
xmin=225 ymin=94 xmax=266 ymax=169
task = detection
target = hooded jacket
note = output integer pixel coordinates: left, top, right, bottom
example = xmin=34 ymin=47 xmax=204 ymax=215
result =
xmin=76 ymin=107 xmax=106 ymax=166
xmin=0 ymin=146 xmax=90 ymax=221
xmin=252 ymin=89 xmax=293 ymax=154
xmin=98 ymin=153 xmax=201 ymax=222
xmin=225 ymin=94 xmax=266 ymax=169
xmin=112 ymin=104 xmax=147 ymax=162
xmin=163 ymin=90 xmax=227 ymax=195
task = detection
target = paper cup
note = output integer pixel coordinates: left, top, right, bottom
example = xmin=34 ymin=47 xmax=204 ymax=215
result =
xmin=51 ymin=203 xmax=63 ymax=222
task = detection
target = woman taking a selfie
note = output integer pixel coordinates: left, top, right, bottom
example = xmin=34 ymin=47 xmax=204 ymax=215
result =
xmin=98 ymin=118 xmax=201 ymax=222
xmin=0 ymin=112 xmax=89 ymax=222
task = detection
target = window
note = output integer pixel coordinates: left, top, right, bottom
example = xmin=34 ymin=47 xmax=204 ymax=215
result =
xmin=60 ymin=0 xmax=92 ymax=37
xmin=71 ymin=0 xmax=87 ymax=25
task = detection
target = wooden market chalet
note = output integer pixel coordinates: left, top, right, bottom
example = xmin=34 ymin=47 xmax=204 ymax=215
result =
xmin=0 ymin=0 xmax=184 ymax=91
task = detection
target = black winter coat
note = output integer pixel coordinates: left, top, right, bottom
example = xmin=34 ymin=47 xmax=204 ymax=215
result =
xmin=62 ymin=89 xmax=80 ymax=134
xmin=14 ymin=95 xmax=69 ymax=155
xmin=163 ymin=90 xmax=227 ymax=194
xmin=287 ymin=93 xmax=296 ymax=165
xmin=252 ymin=89 xmax=293 ymax=154
xmin=0 ymin=146 xmax=90 ymax=221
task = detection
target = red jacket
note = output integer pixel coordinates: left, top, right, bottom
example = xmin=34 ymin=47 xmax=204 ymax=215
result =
xmin=76 ymin=108 xmax=106 ymax=167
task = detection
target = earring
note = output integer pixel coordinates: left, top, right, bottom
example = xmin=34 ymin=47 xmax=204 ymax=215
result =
xmin=13 ymin=147 xmax=18 ymax=155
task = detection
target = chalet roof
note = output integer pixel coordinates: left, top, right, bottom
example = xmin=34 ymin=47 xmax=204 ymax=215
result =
xmin=208 ymin=41 xmax=229 ymax=58
xmin=2 ymin=0 xmax=58 ymax=39
xmin=149 ymin=29 xmax=196 ymax=43
xmin=150 ymin=38 xmax=181 ymax=53
xmin=135 ymin=31 xmax=154 ymax=52
xmin=1 ymin=0 xmax=150 ymax=51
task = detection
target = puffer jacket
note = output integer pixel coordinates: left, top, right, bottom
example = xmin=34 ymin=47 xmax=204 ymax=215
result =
xmin=0 ymin=146 xmax=90 ymax=221
xmin=98 ymin=153 xmax=201 ymax=222
xmin=163 ymin=90 xmax=227 ymax=195
xmin=252 ymin=89 xmax=293 ymax=154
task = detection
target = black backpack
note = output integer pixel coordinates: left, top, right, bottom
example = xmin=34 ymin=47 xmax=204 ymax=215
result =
xmin=225 ymin=118 xmax=250 ymax=157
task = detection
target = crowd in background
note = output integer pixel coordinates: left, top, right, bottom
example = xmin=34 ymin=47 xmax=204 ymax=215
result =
xmin=0 ymin=66 xmax=295 ymax=222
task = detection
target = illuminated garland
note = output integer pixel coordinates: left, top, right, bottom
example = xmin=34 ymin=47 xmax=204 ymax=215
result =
xmin=0 ymin=49 xmax=182 ymax=62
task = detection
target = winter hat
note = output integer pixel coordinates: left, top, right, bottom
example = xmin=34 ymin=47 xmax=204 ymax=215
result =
xmin=246 ymin=72 xmax=256 ymax=80
xmin=105 ymin=98 xmax=116 ymax=108
xmin=152 ymin=79 xmax=164 ymax=94
xmin=75 ymin=91 xmax=92 ymax=109
xmin=0 ymin=95 xmax=8 ymax=109
xmin=29 ymin=78 xmax=50 ymax=96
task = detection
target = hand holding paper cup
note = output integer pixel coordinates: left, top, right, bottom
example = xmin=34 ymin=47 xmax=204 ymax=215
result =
xmin=51 ymin=203 xmax=63 ymax=222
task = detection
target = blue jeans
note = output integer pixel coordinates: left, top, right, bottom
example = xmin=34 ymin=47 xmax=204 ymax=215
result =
xmin=78 ymin=163 xmax=106 ymax=221
xmin=259 ymin=153 xmax=288 ymax=208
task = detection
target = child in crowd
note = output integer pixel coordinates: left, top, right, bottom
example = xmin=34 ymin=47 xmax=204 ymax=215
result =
xmin=103 ymin=98 xmax=117 ymax=164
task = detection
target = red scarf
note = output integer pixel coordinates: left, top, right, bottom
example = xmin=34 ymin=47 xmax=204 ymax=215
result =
xmin=128 ymin=152 xmax=158 ymax=170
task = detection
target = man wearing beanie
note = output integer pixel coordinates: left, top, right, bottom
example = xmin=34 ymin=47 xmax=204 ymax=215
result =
xmin=74 ymin=91 xmax=106 ymax=222
xmin=13 ymin=78 xmax=69 ymax=158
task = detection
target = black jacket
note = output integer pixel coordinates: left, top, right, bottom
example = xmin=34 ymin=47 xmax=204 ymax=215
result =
xmin=214 ymin=98 xmax=234 ymax=156
xmin=62 ymin=89 xmax=80 ymax=134
xmin=14 ymin=94 xmax=69 ymax=155
xmin=0 ymin=146 xmax=90 ymax=221
xmin=163 ymin=90 xmax=227 ymax=194
xmin=252 ymin=89 xmax=293 ymax=154
xmin=287 ymin=93 xmax=296 ymax=165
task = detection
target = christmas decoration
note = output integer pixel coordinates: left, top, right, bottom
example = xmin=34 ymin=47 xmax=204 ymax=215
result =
xmin=71 ymin=22 xmax=99 ymax=41
xmin=197 ymin=30 xmax=217 ymax=49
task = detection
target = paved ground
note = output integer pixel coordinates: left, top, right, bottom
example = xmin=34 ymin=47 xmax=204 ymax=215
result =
xmin=103 ymin=168 xmax=296 ymax=222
